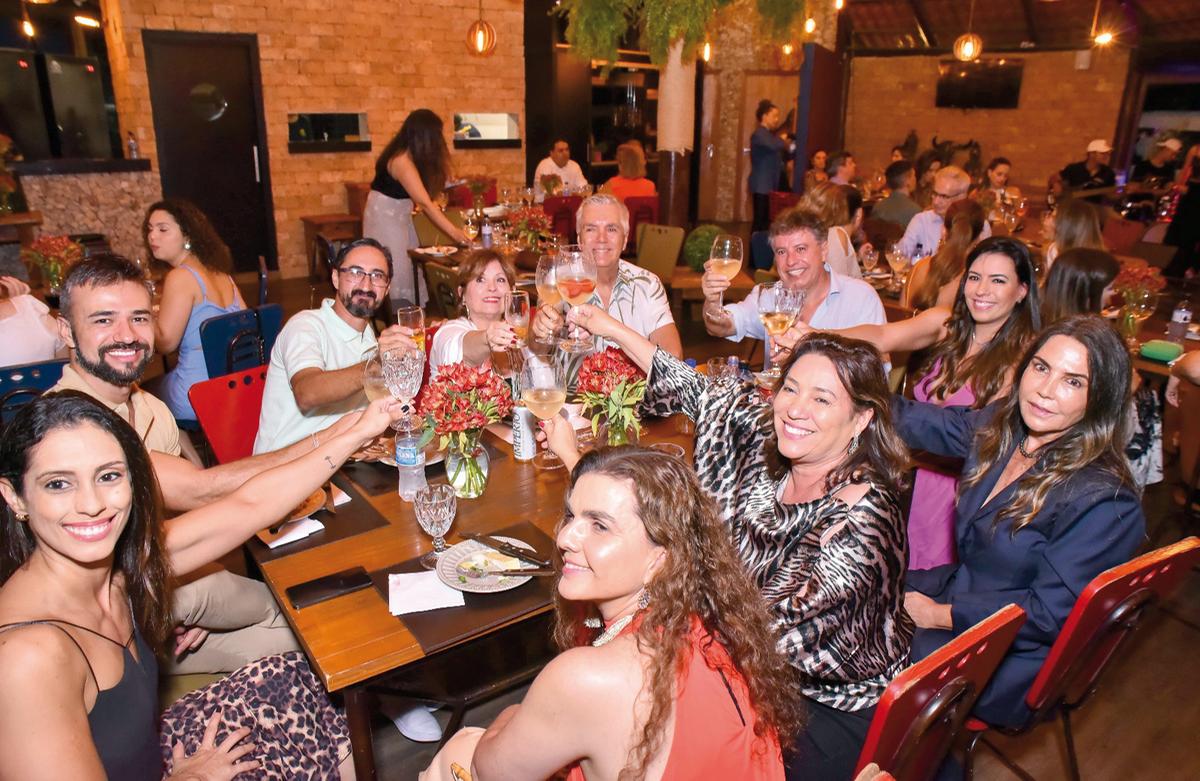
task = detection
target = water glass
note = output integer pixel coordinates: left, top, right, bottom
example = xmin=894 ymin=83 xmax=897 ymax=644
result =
xmin=414 ymin=484 xmax=457 ymax=569
xmin=706 ymin=356 xmax=739 ymax=381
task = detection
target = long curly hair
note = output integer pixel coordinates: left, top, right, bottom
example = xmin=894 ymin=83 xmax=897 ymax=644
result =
xmin=961 ymin=315 xmax=1136 ymax=533
xmin=375 ymin=108 xmax=450 ymax=198
xmin=0 ymin=393 xmax=173 ymax=651
xmin=909 ymin=199 xmax=985 ymax=311
xmin=764 ymin=332 xmax=910 ymax=496
xmin=915 ymin=236 xmax=1040 ymax=407
xmin=142 ymin=199 xmax=233 ymax=273
xmin=553 ymin=448 xmax=804 ymax=780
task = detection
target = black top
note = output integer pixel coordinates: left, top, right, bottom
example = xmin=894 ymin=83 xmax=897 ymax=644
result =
xmin=1059 ymin=160 xmax=1116 ymax=193
xmin=370 ymin=165 xmax=412 ymax=200
xmin=0 ymin=619 xmax=161 ymax=780
xmin=1131 ymin=159 xmax=1175 ymax=183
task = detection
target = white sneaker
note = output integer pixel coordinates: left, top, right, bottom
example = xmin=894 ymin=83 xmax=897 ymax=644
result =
xmin=381 ymin=701 xmax=443 ymax=743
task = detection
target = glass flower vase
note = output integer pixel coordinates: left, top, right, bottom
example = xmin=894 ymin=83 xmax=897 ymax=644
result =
xmin=446 ymin=431 xmax=490 ymax=498
xmin=598 ymin=416 xmax=639 ymax=447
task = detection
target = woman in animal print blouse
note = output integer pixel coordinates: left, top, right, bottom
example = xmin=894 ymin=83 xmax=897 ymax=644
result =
xmin=540 ymin=305 xmax=913 ymax=781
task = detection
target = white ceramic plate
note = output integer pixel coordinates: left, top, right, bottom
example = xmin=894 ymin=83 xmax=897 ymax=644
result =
xmin=415 ymin=245 xmax=458 ymax=256
xmin=437 ymin=536 xmax=541 ymax=593
xmin=482 ymin=205 xmax=508 ymax=219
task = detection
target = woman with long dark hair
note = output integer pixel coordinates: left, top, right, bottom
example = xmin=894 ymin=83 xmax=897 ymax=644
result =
xmin=144 ymin=199 xmax=244 ymax=425
xmin=537 ymin=307 xmax=913 ymax=780
xmin=0 ymin=391 xmax=401 ymax=778
xmin=903 ymin=198 xmax=985 ymax=311
xmin=365 ymin=108 xmax=469 ymax=308
xmin=1042 ymin=197 xmax=1105 ymax=270
xmin=422 ymin=448 xmax=800 ymax=780
xmin=897 ymin=316 xmax=1145 ymax=728
xmin=791 ymin=236 xmax=1040 ymax=570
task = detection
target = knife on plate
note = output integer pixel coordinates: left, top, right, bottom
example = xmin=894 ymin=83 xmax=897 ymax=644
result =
xmin=461 ymin=532 xmax=551 ymax=568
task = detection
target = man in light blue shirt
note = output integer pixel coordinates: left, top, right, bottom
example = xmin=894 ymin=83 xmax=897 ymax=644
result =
xmin=896 ymin=165 xmax=990 ymax=259
xmin=701 ymin=209 xmax=886 ymax=345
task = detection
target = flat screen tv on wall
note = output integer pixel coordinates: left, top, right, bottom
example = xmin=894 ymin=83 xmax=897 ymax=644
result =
xmin=936 ymin=59 xmax=1024 ymax=109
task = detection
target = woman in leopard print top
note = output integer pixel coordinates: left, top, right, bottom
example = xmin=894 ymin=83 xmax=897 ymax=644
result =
xmin=542 ymin=305 xmax=913 ymax=780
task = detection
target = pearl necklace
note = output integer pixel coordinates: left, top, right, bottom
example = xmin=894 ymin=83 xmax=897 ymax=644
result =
xmin=1018 ymin=436 xmax=1037 ymax=459
xmin=591 ymin=614 xmax=636 ymax=647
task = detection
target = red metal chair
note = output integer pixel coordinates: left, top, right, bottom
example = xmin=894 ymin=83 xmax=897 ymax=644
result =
xmin=855 ymin=605 xmax=1026 ymax=781
xmin=542 ymin=195 xmax=583 ymax=243
xmin=769 ymin=190 xmax=803 ymax=221
xmin=624 ymin=195 xmax=660 ymax=255
xmin=188 ymin=365 xmax=269 ymax=464
xmin=964 ymin=536 xmax=1200 ymax=780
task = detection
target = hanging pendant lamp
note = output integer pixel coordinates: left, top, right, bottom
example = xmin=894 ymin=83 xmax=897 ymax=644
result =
xmin=466 ymin=0 xmax=497 ymax=57
xmin=953 ymin=0 xmax=983 ymax=62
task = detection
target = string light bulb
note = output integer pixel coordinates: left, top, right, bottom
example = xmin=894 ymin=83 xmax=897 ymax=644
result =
xmin=1094 ymin=31 xmax=1114 ymax=45
xmin=782 ymin=43 xmax=794 ymax=55
xmin=74 ymin=14 xmax=101 ymax=28
xmin=804 ymin=17 xmax=816 ymax=34
xmin=21 ymin=8 xmax=34 ymax=37
xmin=835 ymin=0 xmax=844 ymax=9
xmin=701 ymin=40 xmax=712 ymax=62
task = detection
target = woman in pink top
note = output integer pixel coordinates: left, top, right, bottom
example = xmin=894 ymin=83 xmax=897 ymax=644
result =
xmin=421 ymin=447 xmax=799 ymax=781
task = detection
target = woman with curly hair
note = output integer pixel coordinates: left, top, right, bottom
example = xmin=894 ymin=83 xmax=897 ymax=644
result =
xmin=535 ymin=308 xmax=913 ymax=781
xmin=792 ymin=236 xmax=1040 ymax=571
xmin=898 ymin=315 xmax=1145 ymax=728
xmin=144 ymin=199 xmax=244 ymax=423
xmin=423 ymin=448 xmax=801 ymax=780
xmin=903 ymin=198 xmax=986 ymax=311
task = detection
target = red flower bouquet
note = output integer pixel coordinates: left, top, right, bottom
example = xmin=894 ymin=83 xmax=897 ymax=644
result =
xmin=1112 ymin=259 xmax=1166 ymax=346
xmin=576 ymin=347 xmax=647 ymax=445
xmin=1112 ymin=258 xmax=1166 ymax=297
xmin=508 ymin=206 xmax=553 ymax=247
xmin=21 ymin=234 xmax=85 ymax=290
xmin=418 ymin=362 xmax=513 ymax=497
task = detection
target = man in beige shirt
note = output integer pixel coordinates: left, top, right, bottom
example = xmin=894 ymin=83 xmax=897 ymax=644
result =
xmin=49 ymin=256 xmax=350 ymax=673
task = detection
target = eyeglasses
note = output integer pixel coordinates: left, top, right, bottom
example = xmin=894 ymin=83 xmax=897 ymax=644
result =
xmin=932 ymin=190 xmax=959 ymax=200
xmin=340 ymin=266 xmax=390 ymax=286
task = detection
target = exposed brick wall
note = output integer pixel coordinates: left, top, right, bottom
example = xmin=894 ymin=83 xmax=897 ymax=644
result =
xmin=20 ymin=171 xmax=162 ymax=262
xmin=100 ymin=0 xmax=525 ymax=277
xmin=844 ymin=49 xmax=1130 ymax=195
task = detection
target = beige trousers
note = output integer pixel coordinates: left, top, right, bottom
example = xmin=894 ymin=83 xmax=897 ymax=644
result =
xmin=167 ymin=568 xmax=300 ymax=674
xmin=419 ymin=727 xmax=485 ymax=781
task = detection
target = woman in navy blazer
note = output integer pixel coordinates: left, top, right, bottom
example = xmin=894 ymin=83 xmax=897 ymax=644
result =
xmin=895 ymin=315 xmax=1145 ymax=728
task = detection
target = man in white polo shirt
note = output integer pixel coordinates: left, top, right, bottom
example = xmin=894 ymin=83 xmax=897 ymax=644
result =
xmin=702 ymin=208 xmax=886 ymax=347
xmin=254 ymin=238 xmax=419 ymax=453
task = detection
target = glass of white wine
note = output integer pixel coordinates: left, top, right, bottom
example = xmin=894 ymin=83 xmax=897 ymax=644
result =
xmin=396 ymin=305 xmax=426 ymax=353
xmin=757 ymin=283 xmax=804 ymax=377
xmin=519 ymin=347 xmax=568 ymax=471
xmin=535 ymin=254 xmax=564 ymax=345
xmin=505 ymin=290 xmax=531 ymax=348
xmin=463 ymin=215 xmax=480 ymax=247
xmin=860 ymin=245 xmax=879 ymax=276
xmin=886 ymin=243 xmax=910 ymax=293
xmin=706 ymin=234 xmax=744 ymax=306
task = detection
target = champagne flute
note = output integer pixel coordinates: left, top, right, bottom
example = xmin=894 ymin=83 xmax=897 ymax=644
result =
xmin=555 ymin=244 xmax=598 ymax=352
xmin=758 ymin=282 xmax=804 ymax=377
xmin=519 ymin=346 xmax=568 ymax=470
xmin=414 ymin=484 xmax=456 ymax=569
xmin=396 ymin=305 xmax=425 ymax=352
xmin=706 ymin=235 xmax=744 ymax=306
xmin=535 ymin=254 xmax=564 ymax=345
xmin=505 ymin=290 xmax=531 ymax=347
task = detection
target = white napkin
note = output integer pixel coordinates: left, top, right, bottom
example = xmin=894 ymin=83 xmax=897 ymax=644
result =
xmin=388 ymin=571 xmax=465 ymax=615
xmin=331 ymin=485 xmax=352 ymax=506
xmin=257 ymin=517 xmax=325 ymax=549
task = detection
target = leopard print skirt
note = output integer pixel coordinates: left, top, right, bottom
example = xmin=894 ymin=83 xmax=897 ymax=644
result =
xmin=160 ymin=651 xmax=350 ymax=779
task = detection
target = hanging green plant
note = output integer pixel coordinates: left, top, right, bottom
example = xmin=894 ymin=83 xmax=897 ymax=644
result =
xmin=641 ymin=0 xmax=732 ymax=62
xmin=755 ymin=0 xmax=807 ymax=40
xmin=554 ymin=0 xmax=638 ymax=65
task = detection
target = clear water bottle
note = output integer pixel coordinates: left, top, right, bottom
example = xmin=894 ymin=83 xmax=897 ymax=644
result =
xmin=395 ymin=424 xmax=427 ymax=501
xmin=1168 ymin=298 xmax=1192 ymax=344
xmin=480 ymin=216 xmax=493 ymax=249
xmin=126 ymin=131 xmax=139 ymax=160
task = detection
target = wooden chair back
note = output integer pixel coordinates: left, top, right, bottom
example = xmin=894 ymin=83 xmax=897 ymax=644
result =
xmin=424 ymin=262 xmax=462 ymax=319
xmin=188 ymin=366 xmax=268 ymax=463
xmin=634 ymin=224 xmax=685 ymax=285
xmin=624 ymin=195 xmax=660 ymax=254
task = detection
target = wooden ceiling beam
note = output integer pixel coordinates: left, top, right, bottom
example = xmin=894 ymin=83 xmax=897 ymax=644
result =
xmin=907 ymin=0 xmax=937 ymax=48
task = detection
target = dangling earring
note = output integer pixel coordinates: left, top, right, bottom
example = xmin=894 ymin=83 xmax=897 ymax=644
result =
xmin=13 ymin=512 xmax=27 ymax=521
xmin=637 ymin=588 xmax=651 ymax=610
xmin=848 ymin=433 xmax=860 ymax=453
xmin=583 ymin=615 xmax=603 ymax=629
xmin=184 ymin=239 xmax=192 ymax=252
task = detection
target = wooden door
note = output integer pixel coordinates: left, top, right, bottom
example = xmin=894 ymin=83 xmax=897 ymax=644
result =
xmin=144 ymin=31 xmax=276 ymax=272
xmin=696 ymin=72 xmax=721 ymax=221
xmin=736 ymin=72 xmax=802 ymax=223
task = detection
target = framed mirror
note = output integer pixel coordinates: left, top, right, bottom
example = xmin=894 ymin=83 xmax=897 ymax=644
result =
xmin=453 ymin=113 xmax=521 ymax=149
xmin=288 ymin=112 xmax=371 ymax=153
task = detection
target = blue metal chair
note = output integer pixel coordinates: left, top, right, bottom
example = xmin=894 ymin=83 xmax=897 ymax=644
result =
xmin=1 ymin=359 xmax=68 ymax=423
xmin=199 ymin=304 xmax=284 ymax=378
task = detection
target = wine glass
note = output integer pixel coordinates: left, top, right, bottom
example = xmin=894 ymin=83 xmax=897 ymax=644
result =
xmin=757 ymin=282 xmax=804 ymax=377
xmin=519 ymin=346 xmax=568 ymax=471
xmin=414 ymin=483 xmax=456 ymax=569
xmin=462 ymin=214 xmax=480 ymax=246
xmin=886 ymin=243 xmax=910 ymax=293
xmin=520 ymin=187 xmax=535 ymax=208
xmin=363 ymin=354 xmax=390 ymax=403
xmin=706 ymin=235 xmax=744 ymax=306
xmin=381 ymin=348 xmax=424 ymax=431
xmin=535 ymin=254 xmax=564 ymax=345
xmin=505 ymin=290 xmax=531 ymax=347
xmin=860 ymin=245 xmax=879 ymax=275
xmin=499 ymin=186 xmax=514 ymax=212
xmin=396 ymin=305 xmax=425 ymax=352
xmin=554 ymin=244 xmax=598 ymax=352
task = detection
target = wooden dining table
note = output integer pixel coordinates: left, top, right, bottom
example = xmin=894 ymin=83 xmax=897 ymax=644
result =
xmin=247 ymin=416 xmax=693 ymax=779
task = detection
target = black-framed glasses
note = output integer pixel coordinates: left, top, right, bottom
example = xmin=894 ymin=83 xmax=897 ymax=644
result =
xmin=932 ymin=190 xmax=958 ymax=200
xmin=340 ymin=266 xmax=390 ymax=286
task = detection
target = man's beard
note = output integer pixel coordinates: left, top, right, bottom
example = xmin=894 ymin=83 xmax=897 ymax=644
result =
xmin=341 ymin=288 xmax=381 ymax=319
xmin=73 ymin=334 xmax=154 ymax=386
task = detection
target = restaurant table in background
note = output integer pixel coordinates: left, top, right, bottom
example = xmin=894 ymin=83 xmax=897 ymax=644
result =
xmin=669 ymin=266 xmax=755 ymax=320
xmin=247 ymin=416 xmax=694 ymax=779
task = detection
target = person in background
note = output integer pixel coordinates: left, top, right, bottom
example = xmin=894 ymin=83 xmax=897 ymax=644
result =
xmin=914 ymin=151 xmax=943 ymax=208
xmin=749 ymin=100 xmax=791 ymax=233
xmin=871 ymin=160 xmax=921 ymax=230
xmin=601 ymin=143 xmax=656 ymax=204
xmin=422 ymin=448 xmax=800 ymax=781
xmin=534 ymin=138 xmax=589 ymax=201
xmin=1059 ymin=139 xmax=1116 ymax=204
xmin=255 ymin=238 xmax=419 ymax=454
xmin=1131 ymin=138 xmax=1181 ymax=184
xmin=898 ymin=316 xmax=1145 ymax=730
xmin=428 ymin=250 xmax=519 ymax=378
xmin=800 ymin=182 xmax=862 ymax=279
xmin=1043 ymin=197 xmax=1105 ymax=270
xmin=904 ymin=199 xmax=986 ymax=311
xmin=0 ymin=275 xmax=64 ymax=368
xmin=978 ymin=157 xmax=1022 ymax=222
xmin=365 ymin=108 xmax=469 ymax=308
xmin=891 ymin=145 xmax=907 ymax=163
xmin=531 ymin=194 xmax=681 ymax=357
xmin=701 ymin=209 xmax=885 ymax=350
xmin=897 ymin=165 xmax=991 ymax=259
xmin=144 ymin=199 xmax=245 ymax=428
xmin=1164 ymin=142 xmax=1200 ymax=278
xmin=826 ymin=151 xmax=857 ymax=186
xmin=804 ymin=149 xmax=829 ymax=193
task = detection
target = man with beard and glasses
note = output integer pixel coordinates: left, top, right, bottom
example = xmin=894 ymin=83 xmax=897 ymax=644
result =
xmin=254 ymin=237 xmax=419 ymax=453
xmin=49 ymin=254 xmax=374 ymax=673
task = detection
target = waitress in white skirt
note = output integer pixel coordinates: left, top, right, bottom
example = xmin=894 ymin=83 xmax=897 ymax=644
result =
xmin=365 ymin=108 xmax=468 ymax=309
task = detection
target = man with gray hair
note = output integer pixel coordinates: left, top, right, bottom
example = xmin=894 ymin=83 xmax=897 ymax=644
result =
xmin=531 ymin=194 xmax=682 ymax=357
xmin=896 ymin=165 xmax=990 ymax=258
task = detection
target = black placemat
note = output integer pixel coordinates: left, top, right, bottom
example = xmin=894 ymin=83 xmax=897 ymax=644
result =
xmin=368 ymin=521 xmax=555 ymax=655
xmin=250 ymin=478 xmax=391 ymax=563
